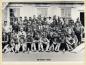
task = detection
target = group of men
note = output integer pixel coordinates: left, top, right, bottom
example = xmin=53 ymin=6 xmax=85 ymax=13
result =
xmin=2 ymin=15 xmax=84 ymax=53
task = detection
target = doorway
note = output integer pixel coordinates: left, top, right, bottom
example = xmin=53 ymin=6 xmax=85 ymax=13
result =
xmin=80 ymin=12 xmax=84 ymax=26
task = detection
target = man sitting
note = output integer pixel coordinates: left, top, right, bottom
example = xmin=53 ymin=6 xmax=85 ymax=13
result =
xmin=66 ymin=33 xmax=78 ymax=51
xmin=39 ymin=33 xmax=50 ymax=52
xmin=18 ymin=27 xmax=26 ymax=53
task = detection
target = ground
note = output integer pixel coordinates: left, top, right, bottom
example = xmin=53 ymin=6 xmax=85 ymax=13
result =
xmin=3 ymin=43 xmax=84 ymax=62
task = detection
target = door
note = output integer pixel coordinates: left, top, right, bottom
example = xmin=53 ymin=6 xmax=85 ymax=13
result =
xmin=80 ymin=12 xmax=84 ymax=26
xmin=9 ymin=8 xmax=20 ymax=25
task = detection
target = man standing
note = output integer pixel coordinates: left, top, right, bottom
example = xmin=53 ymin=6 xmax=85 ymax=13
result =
xmin=74 ymin=18 xmax=83 ymax=45
xmin=18 ymin=17 xmax=23 ymax=30
xmin=23 ymin=16 xmax=28 ymax=32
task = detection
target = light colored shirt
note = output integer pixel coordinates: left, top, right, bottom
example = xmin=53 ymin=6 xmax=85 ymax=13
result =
xmin=3 ymin=25 xmax=12 ymax=33
xmin=18 ymin=31 xmax=26 ymax=39
xmin=47 ymin=19 xmax=53 ymax=24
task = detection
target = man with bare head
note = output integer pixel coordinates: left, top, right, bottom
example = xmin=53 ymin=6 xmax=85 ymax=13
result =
xmin=18 ymin=27 xmax=26 ymax=53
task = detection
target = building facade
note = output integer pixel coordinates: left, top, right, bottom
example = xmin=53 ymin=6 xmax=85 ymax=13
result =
xmin=3 ymin=1 xmax=84 ymax=25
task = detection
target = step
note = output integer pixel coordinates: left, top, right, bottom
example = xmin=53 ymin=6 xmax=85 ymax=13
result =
xmin=71 ymin=43 xmax=85 ymax=53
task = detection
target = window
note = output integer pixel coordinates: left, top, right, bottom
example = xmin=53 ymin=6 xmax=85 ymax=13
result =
xmin=37 ymin=8 xmax=48 ymax=17
xmin=61 ymin=8 xmax=71 ymax=19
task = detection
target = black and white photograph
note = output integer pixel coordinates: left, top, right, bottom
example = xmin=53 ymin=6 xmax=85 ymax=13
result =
xmin=2 ymin=0 xmax=85 ymax=62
